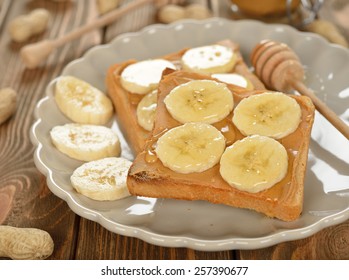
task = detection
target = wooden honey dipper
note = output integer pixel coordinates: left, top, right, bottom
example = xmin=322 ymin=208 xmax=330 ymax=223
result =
xmin=251 ymin=39 xmax=349 ymax=140
xmin=20 ymin=0 xmax=185 ymax=69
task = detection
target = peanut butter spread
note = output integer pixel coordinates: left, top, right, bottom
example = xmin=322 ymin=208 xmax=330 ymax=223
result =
xmin=130 ymin=70 xmax=315 ymax=206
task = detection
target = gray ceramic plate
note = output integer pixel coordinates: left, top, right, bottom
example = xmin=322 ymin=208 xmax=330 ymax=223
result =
xmin=30 ymin=18 xmax=349 ymax=251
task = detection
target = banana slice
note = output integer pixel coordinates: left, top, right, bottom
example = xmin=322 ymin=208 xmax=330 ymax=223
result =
xmin=120 ymin=59 xmax=176 ymax=94
xmin=55 ymin=76 xmax=113 ymax=125
xmin=211 ymin=73 xmax=254 ymax=90
xmin=181 ymin=44 xmax=237 ymax=74
xmin=155 ymin=122 xmax=225 ymax=174
xmin=220 ymin=135 xmax=288 ymax=193
xmin=50 ymin=123 xmax=121 ymax=161
xmin=164 ymin=79 xmax=234 ymax=124
xmin=136 ymin=90 xmax=157 ymax=131
xmin=71 ymin=157 xmax=132 ymax=201
xmin=232 ymin=92 xmax=302 ymax=139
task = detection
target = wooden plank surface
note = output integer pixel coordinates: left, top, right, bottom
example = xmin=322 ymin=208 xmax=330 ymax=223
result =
xmin=75 ymin=219 xmax=233 ymax=260
xmin=239 ymin=220 xmax=349 ymax=260
xmin=0 ymin=0 xmax=102 ymax=260
xmin=0 ymin=0 xmax=348 ymax=260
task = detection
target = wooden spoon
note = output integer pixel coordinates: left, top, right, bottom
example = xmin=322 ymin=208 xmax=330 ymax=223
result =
xmin=20 ymin=0 xmax=185 ymax=69
xmin=251 ymin=39 xmax=349 ymax=140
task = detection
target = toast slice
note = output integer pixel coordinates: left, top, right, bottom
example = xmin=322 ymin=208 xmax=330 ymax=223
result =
xmin=106 ymin=40 xmax=265 ymax=155
xmin=127 ymin=70 xmax=315 ymax=221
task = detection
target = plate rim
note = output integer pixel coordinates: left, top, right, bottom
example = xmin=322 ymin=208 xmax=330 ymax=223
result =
xmin=30 ymin=18 xmax=349 ymax=251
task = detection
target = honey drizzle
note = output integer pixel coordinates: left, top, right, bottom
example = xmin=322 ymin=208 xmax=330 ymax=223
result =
xmin=214 ymin=117 xmax=236 ymax=146
xmin=144 ymin=128 xmax=169 ymax=163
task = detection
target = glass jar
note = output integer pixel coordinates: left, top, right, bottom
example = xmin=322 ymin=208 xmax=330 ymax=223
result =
xmin=229 ymin=0 xmax=323 ymax=27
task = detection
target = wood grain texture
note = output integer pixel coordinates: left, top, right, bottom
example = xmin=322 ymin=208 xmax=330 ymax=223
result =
xmin=75 ymin=219 xmax=233 ymax=260
xmin=238 ymin=219 xmax=349 ymax=260
xmin=104 ymin=0 xmax=211 ymax=43
xmin=0 ymin=0 xmax=101 ymax=260
xmin=104 ymin=0 xmax=157 ymax=42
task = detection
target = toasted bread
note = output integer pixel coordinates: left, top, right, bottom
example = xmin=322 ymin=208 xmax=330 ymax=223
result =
xmin=106 ymin=40 xmax=265 ymax=155
xmin=127 ymin=70 xmax=315 ymax=221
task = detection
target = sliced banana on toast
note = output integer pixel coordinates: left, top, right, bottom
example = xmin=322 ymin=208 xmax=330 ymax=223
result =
xmin=50 ymin=123 xmax=121 ymax=161
xmin=120 ymin=59 xmax=176 ymax=94
xmin=55 ymin=76 xmax=113 ymax=125
xmin=181 ymin=45 xmax=237 ymax=74
xmin=220 ymin=135 xmax=288 ymax=193
xmin=155 ymin=122 xmax=225 ymax=174
xmin=71 ymin=157 xmax=132 ymax=201
xmin=233 ymin=92 xmax=302 ymax=139
xmin=136 ymin=90 xmax=157 ymax=131
xmin=164 ymin=79 xmax=234 ymax=124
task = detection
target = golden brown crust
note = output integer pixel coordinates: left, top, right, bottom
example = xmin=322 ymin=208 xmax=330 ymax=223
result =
xmin=127 ymin=70 xmax=315 ymax=222
xmin=106 ymin=40 xmax=265 ymax=155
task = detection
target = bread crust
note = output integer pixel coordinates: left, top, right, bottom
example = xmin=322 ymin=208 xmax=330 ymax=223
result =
xmin=106 ymin=40 xmax=265 ymax=155
xmin=127 ymin=70 xmax=315 ymax=222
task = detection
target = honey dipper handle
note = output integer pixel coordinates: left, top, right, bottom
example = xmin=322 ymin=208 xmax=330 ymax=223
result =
xmin=293 ymin=81 xmax=349 ymax=140
xmin=20 ymin=0 xmax=153 ymax=68
xmin=54 ymin=0 xmax=153 ymax=46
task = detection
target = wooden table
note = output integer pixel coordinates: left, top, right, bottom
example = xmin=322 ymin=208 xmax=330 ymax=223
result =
xmin=1 ymin=0 xmax=348 ymax=260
